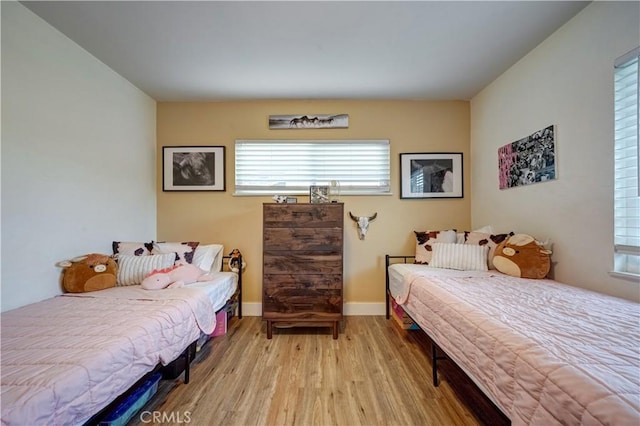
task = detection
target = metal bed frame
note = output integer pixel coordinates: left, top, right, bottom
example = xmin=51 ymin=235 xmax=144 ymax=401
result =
xmin=385 ymin=254 xmax=446 ymax=387
xmin=84 ymin=254 xmax=243 ymax=425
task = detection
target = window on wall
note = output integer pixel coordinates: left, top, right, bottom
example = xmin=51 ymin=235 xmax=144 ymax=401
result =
xmin=234 ymin=140 xmax=390 ymax=196
xmin=614 ymin=47 xmax=640 ymax=277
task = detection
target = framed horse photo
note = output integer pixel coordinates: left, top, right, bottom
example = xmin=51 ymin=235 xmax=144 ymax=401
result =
xmin=269 ymin=114 xmax=349 ymax=129
xmin=163 ymin=146 xmax=226 ymax=192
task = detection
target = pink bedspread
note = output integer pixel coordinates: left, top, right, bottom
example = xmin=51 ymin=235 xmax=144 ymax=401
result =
xmin=1 ymin=286 xmax=215 ymax=426
xmin=393 ymin=266 xmax=640 ymax=425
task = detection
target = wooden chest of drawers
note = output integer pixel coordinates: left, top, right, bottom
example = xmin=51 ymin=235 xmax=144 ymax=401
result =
xmin=262 ymin=203 xmax=344 ymax=339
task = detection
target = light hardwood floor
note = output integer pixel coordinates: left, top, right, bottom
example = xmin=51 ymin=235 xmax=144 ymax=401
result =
xmin=129 ymin=316 xmax=509 ymax=426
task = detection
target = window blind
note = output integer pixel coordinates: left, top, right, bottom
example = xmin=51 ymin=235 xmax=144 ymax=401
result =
xmin=234 ymin=140 xmax=390 ymax=195
xmin=614 ymin=48 xmax=640 ymax=275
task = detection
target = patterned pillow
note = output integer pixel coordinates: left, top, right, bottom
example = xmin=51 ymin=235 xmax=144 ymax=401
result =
xmin=152 ymin=241 xmax=199 ymax=265
xmin=116 ymin=253 xmax=176 ymax=286
xmin=429 ymin=242 xmax=489 ymax=271
xmin=456 ymin=225 xmax=494 ymax=244
xmin=462 ymin=231 xmax=514 ymax=269
xmin=112 ymin=241 xmax=153 ymax=258
xmin=414 ymin=229 xmax=457 ymax=264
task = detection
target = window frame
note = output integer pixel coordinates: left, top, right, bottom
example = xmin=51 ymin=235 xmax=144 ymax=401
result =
xmin=612 ymin=47 xmax=640 ymax=279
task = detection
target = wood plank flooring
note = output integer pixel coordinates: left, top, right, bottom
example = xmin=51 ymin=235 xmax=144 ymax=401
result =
xmin=128 ymin=316 xmax=509 ymax=426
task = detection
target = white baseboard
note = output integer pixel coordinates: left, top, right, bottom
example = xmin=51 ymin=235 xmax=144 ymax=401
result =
xmin=343 ymin=302 xmax=386 ymax=316
xmin=239 ymin=302 xmax=386 ymax=317
xmin=240 ymin=303 xmax=262 ymax=317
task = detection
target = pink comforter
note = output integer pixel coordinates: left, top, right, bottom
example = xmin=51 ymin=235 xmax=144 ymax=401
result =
xmin=1 ymin=286 xmax=215 ymax=426
xmin=396 ymin=267 xmax=640 ymax=425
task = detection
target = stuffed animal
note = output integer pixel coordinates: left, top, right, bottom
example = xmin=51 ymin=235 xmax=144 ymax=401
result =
xmin=56 ymin=253 xmax=117 ymax=293
xmin=227 ymin=248 xmax=246 ymax=273
xmin=493 ymin=234 xmax=552 ymax=279
xmin=141 ymin=263 xmax=214 ymax=290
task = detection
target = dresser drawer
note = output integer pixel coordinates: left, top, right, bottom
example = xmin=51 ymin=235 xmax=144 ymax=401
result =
xmin=264 ymin=228 xmax=342 ymax=252
xmin=263 ymin=254 xmax=342 ymax=274
xmin=263 ymin=274 xmax=342 ymax=317
xmin=262 ymin=298 xmax=342 ymax=318
xmin=263 ymin=274 xmax=342 ymax=290
xmin=264 ymin=204 xmax=343 ymax=228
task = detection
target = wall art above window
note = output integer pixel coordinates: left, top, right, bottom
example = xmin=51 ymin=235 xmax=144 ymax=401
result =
xmin=163 ymin=146 xmax=225 ymax=191
xmin=498 ymin=125 xmax=556 ymax=190
xmin=269 ymin=114 xmax=349 ymax=129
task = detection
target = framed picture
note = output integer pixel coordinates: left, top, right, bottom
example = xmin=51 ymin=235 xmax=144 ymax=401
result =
xmin=400 ymin=153 xmax=463 ymax=199
xmin=498 ymin=125 xmax=556 ymax=189
xmin=163 ymin=146 xmax=225 ymax=191
xmin=286 ymin=197 xmax=298 ymax=204
xmin=309 ymin=185 xmax=330 ymax=203
xmin=269 ymin=114 xmax=349 ymax=129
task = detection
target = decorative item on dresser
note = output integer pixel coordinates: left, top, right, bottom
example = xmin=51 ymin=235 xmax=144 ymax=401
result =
xmin=262 ymin=203 xmax=344 ymax=339
xmin=309 ymin=185 xmax=330 ymax=203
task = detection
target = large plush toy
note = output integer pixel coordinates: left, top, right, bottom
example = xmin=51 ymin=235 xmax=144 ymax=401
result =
xmin=141 ymin=263 xmax=214 ymax=290
xmin=493 ymin=234 xmax=552 ymax=279
xmin=57 ymin=253 xmax=117 ymax=293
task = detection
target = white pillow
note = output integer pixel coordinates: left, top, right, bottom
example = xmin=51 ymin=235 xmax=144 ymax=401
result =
xmin=429 ymin=243 xmax=489 ymax=271
xmin=117 ymin=253 xmax=176 ymax=286
xmin=192 ymin=244 xmax=224 ymax=273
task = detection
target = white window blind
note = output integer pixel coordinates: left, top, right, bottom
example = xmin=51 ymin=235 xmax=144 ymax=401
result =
xmin=234 ymin=140 xmax=390 ymax=196
xmin=614 ymin=48 xmax=640 ymax=275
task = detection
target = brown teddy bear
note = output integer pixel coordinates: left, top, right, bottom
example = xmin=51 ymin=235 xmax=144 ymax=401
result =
xmin=493 ymin=234 xmax=552 ymax=279
xmin=57 ymin=253 xmax=117 ymax=293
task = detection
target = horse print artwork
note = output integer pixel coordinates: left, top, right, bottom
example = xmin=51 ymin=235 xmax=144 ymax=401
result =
xmin=163 ymin=146 xmax=226 ymax=191
xmin=269 ymin=114 xmax=349 ymax=129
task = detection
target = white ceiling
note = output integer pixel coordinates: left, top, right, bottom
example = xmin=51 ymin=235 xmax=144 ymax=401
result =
xmin=21 ymin=1 xmax=590 ymax=101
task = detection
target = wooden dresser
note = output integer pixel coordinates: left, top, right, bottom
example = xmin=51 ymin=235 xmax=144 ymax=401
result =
xmin=262 ymin=203 xmax=344 ymax=339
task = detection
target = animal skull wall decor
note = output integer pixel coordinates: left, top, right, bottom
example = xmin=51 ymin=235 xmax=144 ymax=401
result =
xmin=349 ymin=212 xmax=378 ymax=240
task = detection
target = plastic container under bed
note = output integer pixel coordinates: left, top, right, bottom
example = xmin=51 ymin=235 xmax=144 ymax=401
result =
xmin=99 ymin=372 xmax=162 ymax=426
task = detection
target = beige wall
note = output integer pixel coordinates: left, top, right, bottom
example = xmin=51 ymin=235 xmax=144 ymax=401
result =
xmin=470 ymin=2 xmax=640 ymax=302
xmin=157 ymin=100 xmax=470 ymax=314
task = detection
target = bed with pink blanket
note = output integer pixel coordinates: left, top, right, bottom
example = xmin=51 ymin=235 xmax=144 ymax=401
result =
xmin=0 ymin=286 xmax=217 ymax=426
xmin=386 ymin=259 xmax=640 ymax=425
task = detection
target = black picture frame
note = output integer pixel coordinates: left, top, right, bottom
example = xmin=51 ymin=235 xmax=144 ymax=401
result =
xmin=163 ymin=146 xmax=225 ymax=192
xmin=399 ymin=152 xmax=463 ymax=199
